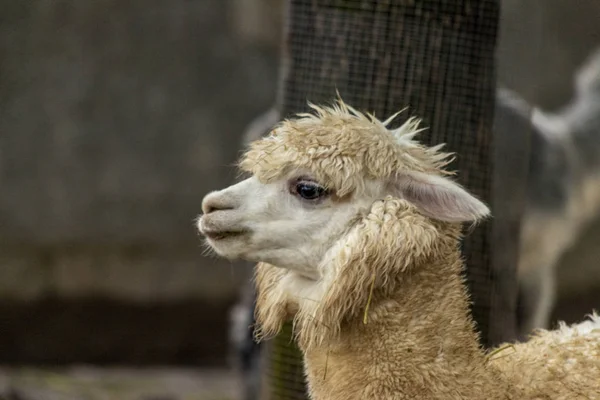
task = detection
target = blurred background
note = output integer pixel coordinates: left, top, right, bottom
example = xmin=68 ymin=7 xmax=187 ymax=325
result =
xmin=0 ymin=0 xmax=599 ymax=399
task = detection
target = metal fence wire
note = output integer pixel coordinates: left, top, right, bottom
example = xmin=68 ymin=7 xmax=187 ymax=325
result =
xmin=259 ymin=0 xmax=525 ymax=399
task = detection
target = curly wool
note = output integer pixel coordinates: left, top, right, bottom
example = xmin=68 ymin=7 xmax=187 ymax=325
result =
xmin=239 ymin=100 xmax=454 ymax=197
xmin=489 ymin=313 xmax=600 ymax=399
xmin=254 ymin=197 xmax=455 ymax=351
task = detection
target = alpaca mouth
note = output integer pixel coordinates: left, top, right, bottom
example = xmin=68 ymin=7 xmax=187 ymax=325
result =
xmin=202 ymin=229 xmax=247 ymax=241
xmin=198 ymin=214 xmax=248 ymax=241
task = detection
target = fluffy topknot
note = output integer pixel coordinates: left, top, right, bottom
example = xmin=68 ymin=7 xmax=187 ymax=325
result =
xmin=239 ymin=99 xmax=455 ymax=196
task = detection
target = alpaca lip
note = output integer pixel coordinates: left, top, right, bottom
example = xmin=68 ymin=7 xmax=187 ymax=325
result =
xmin=203 ymin=229 xmax=246 ymax=241
xmin=199 ymin=213 xmax=247 ymax=241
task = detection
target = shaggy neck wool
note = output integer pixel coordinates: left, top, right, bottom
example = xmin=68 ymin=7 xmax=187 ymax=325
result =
xmin=253 ymin=201 xmax=600 ymax=400
xmin=254 ymin=199 xmax=513 ymax=400
xmin=300 ymin=245 xmax=511 ymax=399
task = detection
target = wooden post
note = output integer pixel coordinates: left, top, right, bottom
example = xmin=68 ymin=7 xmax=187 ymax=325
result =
xmin=262 ymin=1 xmax=512 ymax=399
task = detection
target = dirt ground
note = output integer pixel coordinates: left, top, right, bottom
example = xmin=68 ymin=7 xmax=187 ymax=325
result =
xmin=0 ymin=367 xmax=240 ymax=400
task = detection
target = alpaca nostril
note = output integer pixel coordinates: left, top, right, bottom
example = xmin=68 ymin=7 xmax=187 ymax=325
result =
xmin=202 ymin=193 xmax=236 ymax=215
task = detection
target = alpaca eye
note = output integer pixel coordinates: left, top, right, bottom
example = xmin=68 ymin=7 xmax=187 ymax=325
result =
xmin=292 ymin=181 xmax=329 ymax=201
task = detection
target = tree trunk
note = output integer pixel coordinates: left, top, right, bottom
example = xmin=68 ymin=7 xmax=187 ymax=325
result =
xmin=263 ymin=1 xmax=513 ymax=398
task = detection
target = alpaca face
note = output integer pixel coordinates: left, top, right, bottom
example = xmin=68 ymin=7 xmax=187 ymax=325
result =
xmin=197 ymin=100 xmax=490 ymax=277
xmin=198 ymin=173 xmax=380 ymax=278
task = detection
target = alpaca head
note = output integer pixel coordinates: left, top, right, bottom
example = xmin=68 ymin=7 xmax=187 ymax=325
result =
xmin=198 ymin=99 xmax=489 ymax=345
xmin=199 ymin=100 xmax=488 ymax=273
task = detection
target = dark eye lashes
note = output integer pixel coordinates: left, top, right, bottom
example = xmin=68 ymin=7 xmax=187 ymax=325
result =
xmin=293 ymin=181 xmax=329 ymax=200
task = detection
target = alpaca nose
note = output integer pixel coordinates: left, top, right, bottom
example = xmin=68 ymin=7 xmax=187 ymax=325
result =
xmin=202 ymin=191 xmax=236 ymax=215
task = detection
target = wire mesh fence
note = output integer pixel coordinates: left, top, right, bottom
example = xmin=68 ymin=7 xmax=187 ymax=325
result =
xmin=257 ymin=1 xmax=523 ymax=399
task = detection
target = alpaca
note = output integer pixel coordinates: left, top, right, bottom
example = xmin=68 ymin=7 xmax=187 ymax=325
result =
xmin=198 ymin=100 xmax=600 ymax=399
xmin=231 ymin=47 xmax=600 ymax=349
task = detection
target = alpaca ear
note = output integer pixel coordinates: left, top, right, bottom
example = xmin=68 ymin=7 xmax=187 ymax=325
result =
xmin=390 ymin=171 xmax=491 ymax=223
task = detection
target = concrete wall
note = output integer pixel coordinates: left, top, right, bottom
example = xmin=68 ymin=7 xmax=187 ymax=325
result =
xmin=0 ymin=0 xmax=279 ymax=364
xmin=0 ymin=0 xmax=280 ymax=300
xmin=498 ymin=0 xmax=600 ymax=110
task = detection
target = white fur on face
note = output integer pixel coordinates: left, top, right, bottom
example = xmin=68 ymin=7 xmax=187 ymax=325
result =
xmin=198 ymin=168 xmax=489 ymax=280
xmin=198 ymin=175 xmax=377 ymax=279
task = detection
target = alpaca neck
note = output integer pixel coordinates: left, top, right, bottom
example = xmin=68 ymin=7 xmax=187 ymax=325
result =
xmin=300 ymin=251 xmax=508 ymax=400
